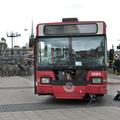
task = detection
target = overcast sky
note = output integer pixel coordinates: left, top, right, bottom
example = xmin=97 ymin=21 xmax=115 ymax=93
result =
xmin=0 ymin=0 xmax=120 ymax=50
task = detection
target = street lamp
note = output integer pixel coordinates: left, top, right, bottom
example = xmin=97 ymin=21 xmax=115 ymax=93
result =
xmin=6 ymin=32 xmax=21 ymax=59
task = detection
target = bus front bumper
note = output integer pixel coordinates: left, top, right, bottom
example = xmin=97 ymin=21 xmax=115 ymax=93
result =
xmin=36 ymin=84 xmax=107 ymax=99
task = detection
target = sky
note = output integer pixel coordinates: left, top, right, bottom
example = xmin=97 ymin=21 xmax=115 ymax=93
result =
xmin=0 ymin=0 xmax=120 ymax=50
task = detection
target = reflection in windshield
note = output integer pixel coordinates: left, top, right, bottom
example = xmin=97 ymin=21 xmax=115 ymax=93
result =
xmin=37 ymin=36 xmax=105 ymax=66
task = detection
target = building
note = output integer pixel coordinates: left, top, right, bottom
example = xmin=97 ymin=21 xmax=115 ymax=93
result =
xmin=0 ymin=37 xmax=7 ymax=55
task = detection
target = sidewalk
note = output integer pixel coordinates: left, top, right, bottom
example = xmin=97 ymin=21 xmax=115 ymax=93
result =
xmin=108 ymin=69 xmax=120 ymax=84
xmin=0 ymin=75 xmax=120 ymax=120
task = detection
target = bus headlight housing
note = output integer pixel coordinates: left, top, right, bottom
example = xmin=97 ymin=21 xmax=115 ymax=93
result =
xmin=92 ymin=77 xmax=102 ymax=84
xmin=41 ymin=77 xmax=50 ymax=84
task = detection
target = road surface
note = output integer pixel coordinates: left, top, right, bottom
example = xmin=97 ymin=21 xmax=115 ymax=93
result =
xmin=0 ymin=75 xmax=120 ymax=120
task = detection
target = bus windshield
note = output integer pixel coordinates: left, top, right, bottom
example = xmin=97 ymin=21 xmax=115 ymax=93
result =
xmin=37 ymin=36 xmax=106 ymax=66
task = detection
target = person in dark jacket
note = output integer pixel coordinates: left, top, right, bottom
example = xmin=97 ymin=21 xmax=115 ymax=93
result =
xmin=113 ymin=55 xmax=120 ymax=74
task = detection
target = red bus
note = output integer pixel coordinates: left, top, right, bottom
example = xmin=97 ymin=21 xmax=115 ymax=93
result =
xmin=34 ymin=18 xmax=107 ymax=100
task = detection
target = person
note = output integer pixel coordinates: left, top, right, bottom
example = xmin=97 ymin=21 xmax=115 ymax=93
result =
xmin=113 ymin=55 xmax=120 ymax=74
xmin=113 ymin=56 xmax=117 ymax=73
xmin=116 ymin=58 xmax=120 ymax=74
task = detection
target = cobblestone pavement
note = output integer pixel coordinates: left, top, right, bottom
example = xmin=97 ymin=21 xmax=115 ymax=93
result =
xmin=0 ymin=75 xmax=120 ymax=120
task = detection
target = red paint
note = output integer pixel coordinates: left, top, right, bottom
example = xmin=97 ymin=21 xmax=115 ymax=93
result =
xmin=36 ymin=71 xmax=55 ymax=80
xmin=86 ymin=71 xmax=107 ymax=81
xmin=52 ymin=86 xmax=86 ymax=99
xmin=35 ymin=70 xmax=107 ymax=99
xmin=35 ymin=71 xmax=55 ymax=94
xmin=36 ymin=84 xmax=53 ymax=94
xmin=86 ymin=84 xmax=107 ymax=94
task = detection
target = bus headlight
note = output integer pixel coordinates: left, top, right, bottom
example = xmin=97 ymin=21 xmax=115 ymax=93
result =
xmin=41 ymin=77 xmax=50 ymax=84
xmin=92 ymin=77 xmax=102 ymax=84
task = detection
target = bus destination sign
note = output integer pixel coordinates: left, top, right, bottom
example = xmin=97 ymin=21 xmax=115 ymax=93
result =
xmin=44 ymin=24 xmax=98 ymax=35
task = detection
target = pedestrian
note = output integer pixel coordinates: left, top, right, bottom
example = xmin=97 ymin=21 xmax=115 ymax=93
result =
xmin=113 ymin=58 xmax=117 ymax=74
xmin=113 ymin=55 xmax=120 ymax=74
xmin=116 ymin=58 xmax=120 ymax=74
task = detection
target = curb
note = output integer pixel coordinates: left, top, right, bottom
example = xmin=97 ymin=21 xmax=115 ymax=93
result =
xmin=108 ymin=82 xmax=120 ymax=84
